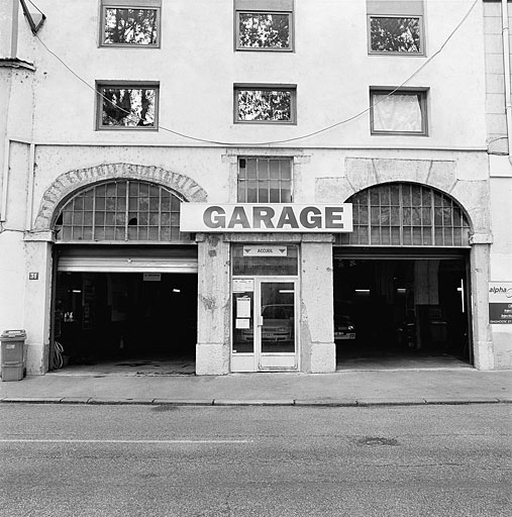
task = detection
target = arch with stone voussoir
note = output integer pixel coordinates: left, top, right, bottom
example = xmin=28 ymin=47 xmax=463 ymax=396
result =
xmin=328 ymin=157 xmax=493 ymax=369
xmin=33 ymin=162 xmax=208 ymax=232
xmin=332 ymin=157 xmax=492 ymax=240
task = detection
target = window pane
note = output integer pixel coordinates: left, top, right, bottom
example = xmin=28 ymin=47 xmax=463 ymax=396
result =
xmin=100 ymin=87 xmax=156 ymax=128
xmin=372 ymin=93 xmax=423 ymax=133
xmin=104 ymin=8 xmax=158 ymax=46
xmin=237 ymin=158 xmax=293 ymax=203
xmin=370 ymin=16 xmax=421 ymax=53
xmin=333 ymin=183 xmax=470 ymax=247
xmin=54 ymin=181 xmax=190 ymax=243
xmin=237 ymin=89 xmax=293 ymax=122
xmin=238 ymin=12 xmax=290 ymax=49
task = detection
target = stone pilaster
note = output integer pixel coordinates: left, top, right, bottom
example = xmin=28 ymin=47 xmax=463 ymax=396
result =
xmin=300 ymin=234 xmax=336 ymax=373
xmin=470 ymin=242 xmax=494 ymax=369
xmin=195 ymin=233 xmax=231 ymax=375
xmin=22 ymin=232 xmax=53 ymax=374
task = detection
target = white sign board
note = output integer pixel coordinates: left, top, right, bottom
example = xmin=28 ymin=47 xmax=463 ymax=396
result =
xmin=180 ymin=204 xmax=353 ymax=233
xmin=236 ymin=297 xmax=252 ymax=318
xmin=233 ymin=279 xmax=254 ymax=292
xmin=243 ymin=245 xmax=287 ymax=257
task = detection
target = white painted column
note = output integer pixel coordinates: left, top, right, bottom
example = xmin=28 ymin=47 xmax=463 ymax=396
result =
xmin=300 ymin=235 xmax=336 ymax=373
xmin=195 ymin=233 xmax=230 ymax=375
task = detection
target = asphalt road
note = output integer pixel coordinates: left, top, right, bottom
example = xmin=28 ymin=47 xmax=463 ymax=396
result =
xmin=0 ymin=404 xmax=510 ymax=517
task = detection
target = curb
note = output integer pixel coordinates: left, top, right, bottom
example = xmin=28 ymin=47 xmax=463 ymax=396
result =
xmin=0 ymin=398 xmax=509 ymax=407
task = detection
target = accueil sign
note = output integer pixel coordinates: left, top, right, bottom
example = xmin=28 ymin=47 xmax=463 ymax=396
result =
xmin=180 ymin=204 xmax=353 ymax=233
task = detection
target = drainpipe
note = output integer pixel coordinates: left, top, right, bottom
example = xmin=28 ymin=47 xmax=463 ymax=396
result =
xmin=501 ymin=0 xmax=512 ymax=162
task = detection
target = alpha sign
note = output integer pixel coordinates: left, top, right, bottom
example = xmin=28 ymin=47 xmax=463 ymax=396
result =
xmin=489 ymin=282 xmax=512 ymax=324
xmin=180 ymin=204 xmax=353 ymax=233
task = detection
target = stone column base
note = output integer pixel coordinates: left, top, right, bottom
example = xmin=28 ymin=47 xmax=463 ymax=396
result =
xmin=473 ymin=341 xmax=495 ymax=370
xmin=25 ymin=343 xmax=49 ymax=375
xmin=196 ymin=343 xmax=229 ymax=375
xmin=309 ymin=342 xmax=336 ymax=373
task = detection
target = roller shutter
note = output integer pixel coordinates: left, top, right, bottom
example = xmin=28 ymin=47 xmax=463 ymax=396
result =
xmin=56 ymin=246 xmax=198 ymax=273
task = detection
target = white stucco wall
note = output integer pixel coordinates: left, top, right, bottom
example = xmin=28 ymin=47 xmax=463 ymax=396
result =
xmin=483 ymin=2 xmax=512 ymax=369
xmin=3 ymin=0 xmax=509 ymax=373
xmin=489 ymin=173 xmax=512 ymax=369
xmin=25 ymin=0 xmax=487 ymax=148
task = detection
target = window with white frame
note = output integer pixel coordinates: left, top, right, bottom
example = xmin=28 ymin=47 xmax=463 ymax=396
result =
xmin=237 ymin=157 xmax=293 ymax=203
xmin=96 ymin=81 xmax=159 ymax=130
xmin=100 ymin=0 xmax=161 ymax=47
xmin=235 ymin=85 xmax=296 ymax=124
xmin=367 ymin=0 xmax=424 ymax=55
xmin=370 ymin=88 xmax=428 ymax=135
xmin=235 ymin=0 xmax=294 ymax=51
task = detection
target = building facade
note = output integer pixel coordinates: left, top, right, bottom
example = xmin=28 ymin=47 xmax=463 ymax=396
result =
xmin=0 ymin=0 xmax=510 ymax=376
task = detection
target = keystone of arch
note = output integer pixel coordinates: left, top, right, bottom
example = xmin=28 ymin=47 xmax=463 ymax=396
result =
xmin=33 ymin=162 xmax=208 ymax=231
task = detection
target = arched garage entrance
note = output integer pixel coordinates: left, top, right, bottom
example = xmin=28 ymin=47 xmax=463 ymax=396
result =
xmin=333 ymin=182 xmax=472 ymax=368
xmin=51 ymin=179 xmax=198 ymax=372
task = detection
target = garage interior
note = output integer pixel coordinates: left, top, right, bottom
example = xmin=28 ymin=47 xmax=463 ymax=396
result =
xmin=333 ymin=253 xmax=470 ymax=369
xmin=53 ymin=269 xmax=197 ymax=374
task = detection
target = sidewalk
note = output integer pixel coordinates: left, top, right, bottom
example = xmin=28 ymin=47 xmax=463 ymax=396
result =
xmin=1 ymin=368 xmax=511 ymax=406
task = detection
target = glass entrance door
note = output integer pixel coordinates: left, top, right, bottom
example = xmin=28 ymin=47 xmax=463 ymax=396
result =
xmin=232 ymin=278 xmax=298 ymax=372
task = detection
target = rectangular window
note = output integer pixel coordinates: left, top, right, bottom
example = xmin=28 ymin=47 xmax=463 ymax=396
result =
xmin=370 ymin=88 xmax=428 ymax=135
xmin=367 ymin=0 xmax=424 ymax=55
xmin=235 ymin=0 xmax=294 ymax=51
xmin=96 ymin=81 xmax=159 ymax=130
xmin=237 ymin=157 xmax=293 ymax=203
xmin=369 ymin=16 xmax=422 ymax=53
xmin=235 ymin=85 xmax=296 ymax=124
xmin=100 ymin=0 xmax=161 ymax=47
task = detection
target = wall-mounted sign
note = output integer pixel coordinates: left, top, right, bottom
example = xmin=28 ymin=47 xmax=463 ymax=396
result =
xmin=180 ymin=204 xmax=353 ymax=233
xmin=28 ymin=272 xmax=39 ymax=280
xmin=243 ymin=245 xmax=287 ymax=257
xmin=489 ymin=282 xmax=512 ymax=324
xmin=233 ymin=279 xmax=254 ymax=292
xmin=143 ymin=273 xmax=162 ymax=282
xmin=236 ymin=297 xmax=251 ymax=318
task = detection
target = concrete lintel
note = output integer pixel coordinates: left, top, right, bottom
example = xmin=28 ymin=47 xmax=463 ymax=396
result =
xmin=301 ymin=234 xmax=334 ymax=244
xmin=223 ymin=233 xmax=303 ymax=243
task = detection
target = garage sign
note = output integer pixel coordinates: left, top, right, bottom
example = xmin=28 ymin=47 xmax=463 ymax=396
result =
xmin=180 ymin=204 xmax=353 ymax=233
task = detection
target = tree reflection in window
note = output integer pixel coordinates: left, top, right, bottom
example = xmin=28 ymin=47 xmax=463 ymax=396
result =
xmin=370 ymin=16 xmax=421 ymax=53
xmin=99 ymin=86 xmax=156 ymax=128
xmin=238 ymin=13 xmax=290 ymax=49
xmin=236 ymin=88 xmax=294 ymax=122
xmin=104 ymin=8 xmax=158 ymax=46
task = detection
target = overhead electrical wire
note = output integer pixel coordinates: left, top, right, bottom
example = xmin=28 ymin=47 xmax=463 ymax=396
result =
xmin=34 ymin=0 xmax=479 ymax=147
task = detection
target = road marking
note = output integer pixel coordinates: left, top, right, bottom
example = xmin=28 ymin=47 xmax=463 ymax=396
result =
xmin=0 ymin=439 xmax=252 ymax=444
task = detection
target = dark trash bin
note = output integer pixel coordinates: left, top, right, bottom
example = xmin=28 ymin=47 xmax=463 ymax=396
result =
xmin=1 ymin=330 xmax=27 ymax=382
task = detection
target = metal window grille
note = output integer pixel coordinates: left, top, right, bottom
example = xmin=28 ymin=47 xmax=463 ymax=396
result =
xmin=237 ymin=157 xmax=292 ymax=203
xmin=335 ymin=183 xmax=470 ymax=247
xmin=54 ymin=180 xmax=192 ymax=243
